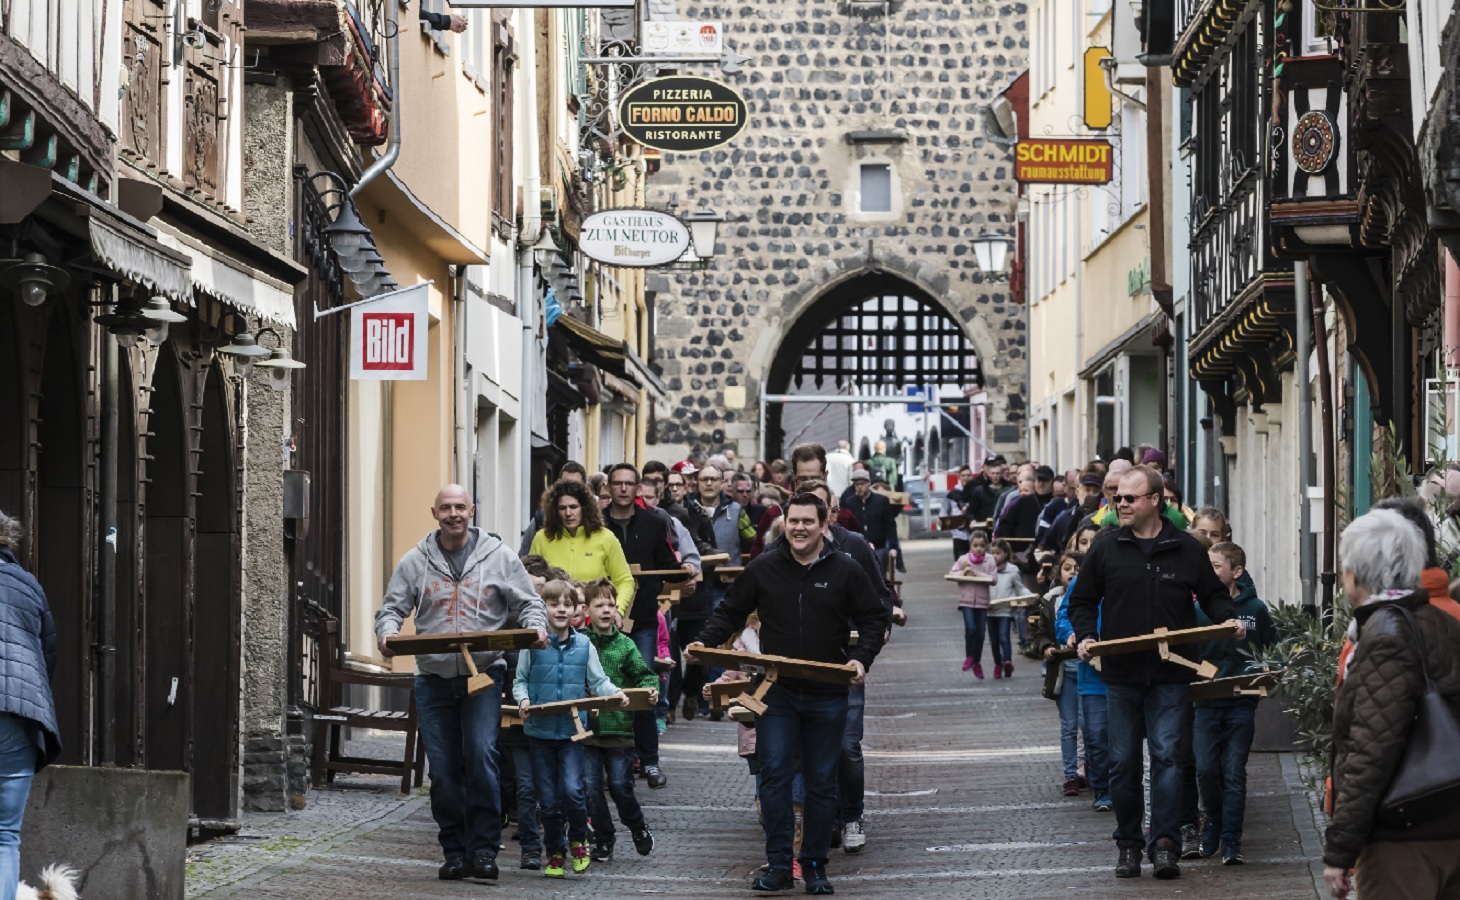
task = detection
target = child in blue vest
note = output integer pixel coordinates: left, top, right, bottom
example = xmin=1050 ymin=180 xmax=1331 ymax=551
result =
xmin=1055 ymin=572 xmax=1111 ymax=812
xmin=513 ymin=579 xmax=627 ymax=879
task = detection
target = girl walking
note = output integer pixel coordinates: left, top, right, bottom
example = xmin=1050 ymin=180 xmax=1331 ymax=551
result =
xmin=949 ymin=530 xmax=998 ymax=678
xmin=986 ymin=540 xmax=1025 ymax=679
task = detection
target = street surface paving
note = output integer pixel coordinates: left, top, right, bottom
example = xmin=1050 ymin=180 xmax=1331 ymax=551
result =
xmin=188 ymin=542 xmax=1327 ymax=899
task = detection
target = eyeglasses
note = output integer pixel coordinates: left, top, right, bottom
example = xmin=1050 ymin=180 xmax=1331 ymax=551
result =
xmin=699 ymin=475 xmax=723 ymax=483
xmin=1113 ymin=492 xmax=1156 ymax=506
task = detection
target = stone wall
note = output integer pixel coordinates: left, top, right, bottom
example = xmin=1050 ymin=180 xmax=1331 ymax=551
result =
xmin=238 ymin=77 xmax=296 ymax=812
xmin=646 ymin=0 xmax=1029 ymax=459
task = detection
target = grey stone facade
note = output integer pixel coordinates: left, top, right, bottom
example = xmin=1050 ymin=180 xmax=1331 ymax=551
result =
xmin=646 ymin=0 xmax=1028 ymax=458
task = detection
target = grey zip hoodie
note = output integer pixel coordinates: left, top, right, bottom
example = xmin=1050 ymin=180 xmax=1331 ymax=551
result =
xmin=375 ymin=527 xmax=548 ymax=677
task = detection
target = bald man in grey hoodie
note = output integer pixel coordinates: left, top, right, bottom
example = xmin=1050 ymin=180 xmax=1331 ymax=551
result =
xmin=377 ymin=484 xmax=548 ymax=882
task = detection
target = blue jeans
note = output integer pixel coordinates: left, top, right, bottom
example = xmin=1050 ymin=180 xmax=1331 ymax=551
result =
xmin=530 ymin=737 xmax=587 ymax=854
xmin=0 ymin=713 xmax=38 ymax=900
xmin=960 ymin=607 xmax=987 ymax=662
xmin=583 ymin=743 xmax=645 ymax=843
xmin=630 ymin=626 xmax=660 ymax=766
xmin=1194 ymin=704 xmax=1256 ymax=841
xmin=508 ymin=744 xmax=541 ymax=854
xmin=837 ymin=685 xmax=866 ymax=823
xmin=1081 ymin=694 xmax=1110 ymax=792
xmin=1178 ymin=698 xmax=1199 ymax=829
xmin=756 ymin=685 xmax=848 ymax=870
xmin=986 ymin=616 xmax=1012 ymax=666
xmin=1106 ymin=682 xmax=1188 ymax=854
xmin=414 ymin=672 xmax=504 ymax=860
xmin=1056 ymin=661 xmax=1082 ymax=779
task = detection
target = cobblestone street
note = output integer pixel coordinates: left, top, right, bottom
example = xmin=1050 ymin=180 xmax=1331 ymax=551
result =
xmin=187 ymin=543 xmax=1327 ymax=899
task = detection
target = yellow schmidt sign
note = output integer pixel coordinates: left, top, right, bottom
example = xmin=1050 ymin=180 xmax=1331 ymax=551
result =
xmin=1013 ymin=138 xmax=1114 ymax=185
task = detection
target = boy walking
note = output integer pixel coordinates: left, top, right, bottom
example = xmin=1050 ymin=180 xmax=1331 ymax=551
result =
xmin=1195 ymin=541 xmax=1278 ymax=865
xmin=580 ymin=579 xmax=660 ymax=862
xmin=513 ymin=580 xmax=628 ymax=878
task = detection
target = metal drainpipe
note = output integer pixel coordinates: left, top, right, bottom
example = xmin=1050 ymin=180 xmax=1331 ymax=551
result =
xmin=352 ymin=8 xmax=402 ymax=198
xmin=1296 ymin=259 xmax=1315 ymax=612
xmin=97 ymin=296 xmax=118 ymax=765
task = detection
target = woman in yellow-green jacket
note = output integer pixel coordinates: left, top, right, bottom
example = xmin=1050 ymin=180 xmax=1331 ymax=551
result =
xmin=529 ymin=480 xmax=636 ymax=611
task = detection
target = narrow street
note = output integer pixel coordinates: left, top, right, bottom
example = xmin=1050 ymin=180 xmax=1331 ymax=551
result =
xmin=188 ymin=542 xmax=1326 ymax=899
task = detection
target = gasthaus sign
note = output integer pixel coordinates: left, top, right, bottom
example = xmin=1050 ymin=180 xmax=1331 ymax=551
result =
xmin=1014 ymin=138 xmax=1114 ymax=185
xmin=579 ymin=209 xmax=692 ymax=268
xmin=619 ymin=76 xmax=748 ymax=153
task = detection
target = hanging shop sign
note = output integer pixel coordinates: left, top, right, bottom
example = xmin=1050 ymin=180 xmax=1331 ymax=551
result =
xmin=619 ymin=76 xmax=748 ymax=153
xmin=349 ymin=283 xmax=430 ymax=380
xmin=1013 ymin=138 xmax=1114 ymax=185
xmin=643 ymin=21 xmax=723 ymax=55
xmin=578 ymin=209 xmax=692 ymax=268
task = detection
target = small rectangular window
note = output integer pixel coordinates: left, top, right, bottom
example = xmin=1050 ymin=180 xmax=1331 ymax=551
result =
xmin=859 ymin=163 xmax=892 ymax=213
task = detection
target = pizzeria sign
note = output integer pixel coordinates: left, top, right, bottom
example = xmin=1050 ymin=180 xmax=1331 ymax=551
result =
xmin=1014 ymin=138 xmax=1114 ymax=185
xmin=619 ymin=76 xmax=748 ymax=153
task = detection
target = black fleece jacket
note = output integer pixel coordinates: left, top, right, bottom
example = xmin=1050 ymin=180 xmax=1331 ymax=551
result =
xmin=695 ymin=538 xmax=889 ymax=692
xmin=605 ymin=506 xmax=682 ymax=628
xmin=1067 ymin=518 xmax=1236 ymax=685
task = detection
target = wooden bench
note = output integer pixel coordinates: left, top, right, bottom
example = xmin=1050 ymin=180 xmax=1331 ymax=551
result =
xmin=311 ymin=619 xmax=425 ymax=795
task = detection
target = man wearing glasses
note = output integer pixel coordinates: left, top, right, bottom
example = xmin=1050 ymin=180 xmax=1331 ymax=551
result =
xmin=604 ymin=463 xmax=690 ymax=788
xmin=1068 ymin=466 xmax=1244 ymax=882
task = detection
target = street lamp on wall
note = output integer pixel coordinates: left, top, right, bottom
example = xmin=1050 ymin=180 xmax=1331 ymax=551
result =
xmin=254 ymin=327 xmax=307 ymax=393
xmin=970 ymin=232 xmax=1014 ymax=282
xmin=139 ymin=296 xmax=188 ymax=347
xmin=683 ymin=209 xmax=724 ymax=260
xmin=217 ymin=319 xmax=271 ymax=377
xmin=0 ymin=252 xmax=70 ymax=306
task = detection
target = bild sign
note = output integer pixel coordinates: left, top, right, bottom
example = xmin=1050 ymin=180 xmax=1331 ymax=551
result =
xmin=1013 ymin=138 xmax=1114 ymax=185
xmin=618 ymin=76 xmax=748 ymax=153
xmin=578 ymin=209 xmax=692 ymax=268
xmin=349 ymin=283 xmax=429 ymax=380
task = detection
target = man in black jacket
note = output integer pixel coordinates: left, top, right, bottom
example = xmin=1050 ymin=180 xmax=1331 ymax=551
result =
xmin=965 ymin=455 xmax=1008 ymax=523
xmin=605 ymin=463 xmax=689 ymax=790
xmin=691 ymin=494 xmax=889 ymax=896
xmin=1068 ymin=467 xmax=1244 ymax=881
xmin=842 ymin=470 xmax=900 ymax=572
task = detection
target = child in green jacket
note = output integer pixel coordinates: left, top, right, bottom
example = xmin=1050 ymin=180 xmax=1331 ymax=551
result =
xmin=581 ymin=579 xmax=660 ymax=862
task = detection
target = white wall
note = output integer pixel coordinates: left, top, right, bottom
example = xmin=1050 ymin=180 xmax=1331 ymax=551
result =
xmin=1226 ymin=371 xmax=1302 ymax=605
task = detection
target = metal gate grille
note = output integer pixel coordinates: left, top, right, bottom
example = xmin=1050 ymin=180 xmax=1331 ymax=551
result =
xmin=789 ymin=294 xmax=983 ymax=390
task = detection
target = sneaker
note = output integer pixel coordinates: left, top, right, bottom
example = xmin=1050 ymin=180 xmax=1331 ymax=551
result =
xmin=1199 ymin=822 xmax=1220 ymax=859
xmin=792 ymin=860 xmax=802 ymax=882
xmin=1062 ymin=778 xmax=1079 ymax=797
xmin=471 ymin=851 xmax=498 ymax=880
xmin=1092 ymin=793 xmax=1113 ymax=812
xmin=1115 ymin=847 xmax=1141 ymax=878
xmin=544 ymin=854 xmax=566 ymax=878
xmin=1221 ymin=838 xmax=1244 ymax=865
xmin=993 ymin=664 xmax=1003 ymax=680
xmin=803 ymin=860 xmax=834 ymax=894
xmin=439 ymin=855 xmax=468 ymax=880
xmin=1180 ymin=824 xmax=1201 ymax=860
xmin=961 ymin=656 xmax=974 ymax=671
xmin=1151 ymin=838 xmax=1181 ymax=879
xmin=1003 ymin=661 xmax=1014 ymax=678
xmin=842 ymin=818 xmax=866 ymax=854
xmin=644 ymin=764 xmax=668 ymax=789
xmin=569 ymin=840 xmax=591 ymax=873
xmin=656 ymin=716 xmax=668 ymax=735
xmin=972 ymin=663 xmax=985 ymax=680
xmin=751 ymin=867 xmax=796 ymax=892
xmin=520 ymin=850 xmax=541 ymax=870
xmin=632 ymin=825 xmax=655 ymax=856
xmin=589 ymin=839 xmax=613 ymax=863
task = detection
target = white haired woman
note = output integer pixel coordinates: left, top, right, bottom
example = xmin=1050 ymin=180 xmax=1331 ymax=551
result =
xmin=1324 ymin=508 xmax=1460 ymax=899
xmin=0 ymin=510 xmax=60 ymax=897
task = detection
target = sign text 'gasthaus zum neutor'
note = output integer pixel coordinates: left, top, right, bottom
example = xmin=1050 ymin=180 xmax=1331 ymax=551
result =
xmin=1013 ymin=138 xmax=1114 ymax=185
xmin=619 ymin=75 xmax=749 ymax=153
xmin=578 ymin=209 xmax=693 ymax=268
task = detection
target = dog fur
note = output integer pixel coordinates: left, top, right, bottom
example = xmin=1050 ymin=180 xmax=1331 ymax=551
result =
xmin=16 ymin=864 xmax=80 ymax=900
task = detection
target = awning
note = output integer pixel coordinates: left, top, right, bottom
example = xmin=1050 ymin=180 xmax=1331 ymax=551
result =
xmin=551 ymin=314 xmax=628 ymax=376
xmin=155 ymin=225 xmax=298 ymax=328
xmin=546 ymin=370 xmax=588 ymax=410
xmin=81 ymin=206 xmax=193 ymax=302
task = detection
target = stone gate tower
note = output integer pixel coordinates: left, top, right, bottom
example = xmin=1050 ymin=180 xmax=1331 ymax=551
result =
xmin=645 ymin=0 xmax=1029 ymax=462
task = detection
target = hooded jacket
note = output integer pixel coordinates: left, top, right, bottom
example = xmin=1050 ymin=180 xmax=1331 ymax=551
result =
xmin=1325 ymin=590 xmax=1460 ymax=869
xmin=0 ymin=548 xmax=60 ymax=769
xmin=1192 ymin=582 xmax=1278 ymax=708
xmin=529 ymin=524 xmax=637 ymax=615
xmin=695 ymin=538 xmax=890 ymax=693
xmin=376 ymin=528 xmax=548 ymax=677
xmin=585 ymin=628 xmax=659 ymax=738
xmin=1067 ymin=517 xmax=1236 ymax=685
